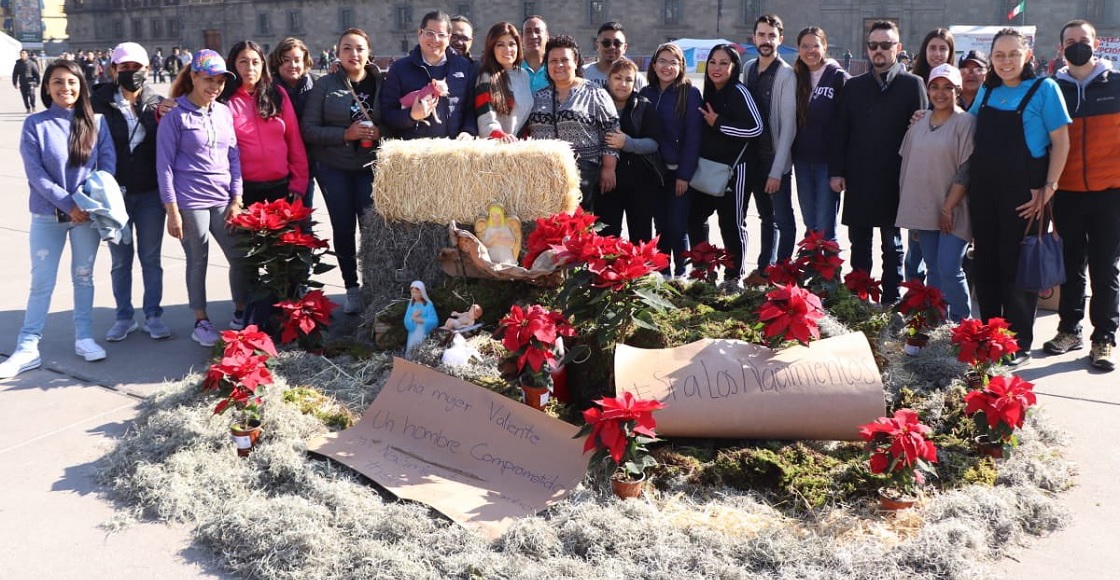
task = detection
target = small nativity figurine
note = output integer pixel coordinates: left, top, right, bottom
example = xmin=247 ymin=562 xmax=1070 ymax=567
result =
xmin=404 ymin=280 xmax=438 ymax=358
xmin=441 ymin=304 xmax=483 ymax=331
xmin=474 ymin=202 xmax=521 ymax=265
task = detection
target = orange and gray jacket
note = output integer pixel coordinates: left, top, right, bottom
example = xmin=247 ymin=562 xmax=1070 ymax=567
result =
xmin=1055 ymin=60 xmax=1120 ymax=192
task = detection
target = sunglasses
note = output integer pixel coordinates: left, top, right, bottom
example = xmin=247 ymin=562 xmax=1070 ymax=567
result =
xmin=600 ymin=39 xmax=624 ymax=48
xmin=866 ymin=41 xmax=897 ymax=51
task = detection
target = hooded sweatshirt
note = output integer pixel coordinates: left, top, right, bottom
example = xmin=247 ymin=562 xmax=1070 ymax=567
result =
xmin=156 ymin=96 xmax=242 ymax=209
xmin=1055 ymin=59 xmax=1120 ymax=192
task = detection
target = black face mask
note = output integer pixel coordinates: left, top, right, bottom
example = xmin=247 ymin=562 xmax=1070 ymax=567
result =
xmin=1064 ymin=42 xmax=1093 ymax=67
xmin=118 ymin=70 xmax=146 ymax=92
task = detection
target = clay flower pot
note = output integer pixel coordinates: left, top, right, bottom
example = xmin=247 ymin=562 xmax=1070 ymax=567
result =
xmin=519 ymin=377 xmax=551 ymax=411
xmin=878 ymin=488 xmax=916 ymax=511
xmin=903 ymin=333 xmax=930 ymax=356
xmin=975 ymin=435 xmax=1007 ymax=459
xmin=230 ymin=419 xmax=262 ymax=457
xmin=610 ymin=473 xmax=645 ymax=500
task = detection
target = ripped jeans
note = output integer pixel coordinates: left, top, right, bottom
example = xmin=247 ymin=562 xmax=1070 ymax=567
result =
xmin=15 ymin=213 xmax=102 ymax=352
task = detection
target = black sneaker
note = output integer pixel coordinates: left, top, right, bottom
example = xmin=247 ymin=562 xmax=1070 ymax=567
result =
xmin=1007 ymin=351 xmax=1032 ymax=368
xmin=1043 ymin=331 xmax=1083 ymax=355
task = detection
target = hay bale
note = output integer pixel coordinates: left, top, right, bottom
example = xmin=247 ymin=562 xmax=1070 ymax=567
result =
xmin=372 ymin=138 xmax=581 ymax=223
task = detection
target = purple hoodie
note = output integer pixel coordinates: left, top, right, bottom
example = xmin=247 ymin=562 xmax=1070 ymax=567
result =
xmin=156 ymin=95 xmax=242 ymax=209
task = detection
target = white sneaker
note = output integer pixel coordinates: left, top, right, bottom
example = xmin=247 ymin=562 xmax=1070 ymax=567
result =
xmin=75 ymin=338 xmax=107 ymax=362
xmin=344 ymin=287 xmax=363 ymax=315
xmin=0 ymin=349 xmax=41 ymax=379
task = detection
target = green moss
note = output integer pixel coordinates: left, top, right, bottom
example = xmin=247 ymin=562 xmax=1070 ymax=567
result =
xmin=282 ymin=386 xmax=357 ymax=429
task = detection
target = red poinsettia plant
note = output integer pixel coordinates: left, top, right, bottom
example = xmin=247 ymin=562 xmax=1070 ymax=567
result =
xmin=275 ymin=289 xmax=339 ymax=351
xmin=575 ymin=392 xmax=666 ymax=481
xmin=858 ymin=409 xmax=939 ymax=497
xmin=757 ymin=284 xmax=826 ymax=347
xmin=552 ymin=225 xmax=673 ymax=348
xmin=896 ymin=280 xmax=948 ymax=335
xmin=765 ymin=258 xmax=805 ymax=287
xmin=964 ymin=374 xmax=1037 ymax=448
xmin=795 ymin=231 xmax=843 ymax=293
xmin=203 ymin=325 xmax=278 ymax=428
xmin=844 ymin=270 xmax=882 ymax=303
xmin=950 ymin=317 xmax=1020 ymax=383
xmin=493 ymin=304 xmax=577 ymax=388
xmin=228 ymin=197 xmax=334 ymax=303
xmin=521 ymin=207 xmax=598 ymax=269
xmin=682 ymin=242 xmax=734 ymax=284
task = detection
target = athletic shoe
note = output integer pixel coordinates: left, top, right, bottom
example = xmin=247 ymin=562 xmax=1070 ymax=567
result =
xmin=142 ymin=316 xmax=172 ymax=340
xmin=0 ymin=349 xmax=41 ymax=379
xmin=1006 ymin=351 xmax=1032 ymax=368
xmin=75 ymin=338 xmax=107 ymax=362
xmin=344 ymin=287 xmax=363 ymax=315
xmin=1091 ymin=343 xmax=1115 ymax=371
xmin=229 ymin=310 xmax=246 ymax=330
xmin=191 ymin=319 xmax=219 ymax=347
xmin=1043 ymin=331 xmax=1083 ymax=355
xmin=105 ymin=319 xmax=139 ymax=342
xmin=744 ymin=269 xmax=769 ymax=287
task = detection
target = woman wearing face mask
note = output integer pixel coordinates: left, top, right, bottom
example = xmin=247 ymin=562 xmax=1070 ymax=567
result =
xmin=639 ymin=42 xmax=702 ymax=278
xmin=475 ymin=21 xmax=533 ymax=141
xmin=158 ymin=50 xmax=251 ymax=348
xmin=968 ymin=28 xmax=1071 ymax=364
xmin=91 ymin=42 xmax=172 ymax=343
xmin=598 ymin=58 xmax=664 ymax=241
xmin=688 ymin=44 xmax=763 ymax=289
xmin=1 ymin=60 xmax=116 ymax=379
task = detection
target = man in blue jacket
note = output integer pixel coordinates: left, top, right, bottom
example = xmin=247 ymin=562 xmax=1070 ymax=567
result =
xmin=380 ymin=10 xmax=478 ymax=140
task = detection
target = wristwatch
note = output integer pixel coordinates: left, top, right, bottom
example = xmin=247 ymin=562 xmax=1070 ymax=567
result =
xmin=1045 ymin=181 xmax=1059 ymax=192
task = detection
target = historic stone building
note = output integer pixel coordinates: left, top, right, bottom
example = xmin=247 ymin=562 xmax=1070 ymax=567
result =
xmin=63 ymin=0 xmax=1118 ymax=62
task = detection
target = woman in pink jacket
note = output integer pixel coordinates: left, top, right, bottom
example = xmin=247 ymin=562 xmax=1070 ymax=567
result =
xmin=222 ymin=40 xmax=308 ymax=205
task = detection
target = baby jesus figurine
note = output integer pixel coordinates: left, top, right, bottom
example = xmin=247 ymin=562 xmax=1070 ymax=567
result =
xmin=441 ymin=304 xmax=483 ymax=331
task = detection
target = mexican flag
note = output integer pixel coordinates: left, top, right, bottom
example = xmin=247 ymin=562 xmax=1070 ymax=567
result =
xmin=1007 ymin=1 xmax=1026 ymax=20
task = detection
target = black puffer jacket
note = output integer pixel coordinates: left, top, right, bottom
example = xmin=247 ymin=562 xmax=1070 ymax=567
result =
xmin=91 ymin=82 xmax=163 ymax=194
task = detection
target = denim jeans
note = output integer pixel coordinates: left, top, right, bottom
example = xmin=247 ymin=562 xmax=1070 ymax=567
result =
xmin=16 ymin=214 xmax=102 ymax=351
xmin=849 ymin=225 xmax=903 ymax=303
xmin=653 ymin=172 xmax=692 ymax=276
xmin=905 ymin=230 xmax=927 ymax=282
xmin=794 ymin=161 xmax=840 ymax=241
xmin=916 ymin=230 xmax=970 ymax=322
xmin=109 ymin=192 xmax=165 ymax=321
xmin=316 ymin=162 xmax=373 ymax=288
xmin=179 ymin=206 xmax=251 ymax=312
xmin=747 ymin=157 xmax=795 ymax=271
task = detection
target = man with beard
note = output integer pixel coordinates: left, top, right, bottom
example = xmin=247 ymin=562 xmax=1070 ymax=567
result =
xmin=830 ymin=20 xmax=927 ymax=304
xmin=521 ymin=15 xmax=550 ymax=93
xmin=742 ymin=14 xmax=797 ymax=286
xmin=450 ymin=15 xmax=474 ymax=61
xmin=583 ymin=21 xmax=646 ymax=90
xmin=1044 ymin=19 xmax=1120 ymax=371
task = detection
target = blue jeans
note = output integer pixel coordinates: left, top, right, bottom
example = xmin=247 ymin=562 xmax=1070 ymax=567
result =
xmin=905 ymin=230 xmax=927 ymax=282
xmin=653 ymin=173 xmax=692 ymax=276
xmin=747 ymin=158 xmax=796 ymax=270
xmin=17 ymin=214 xmax=102 ymax=351
xmin=916 ymin=230 xmax=970 ymax=322
xmin=109 ymin=193 xmax=165 ymax=320
xmin=316 ymin=162 xmax=373 ymax=288
xmin=794 ymin=161 xmax=840 ymax=241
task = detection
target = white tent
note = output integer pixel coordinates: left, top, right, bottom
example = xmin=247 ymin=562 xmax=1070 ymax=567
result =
xmin=669 ymin=38 xmax=738 ymax=73
xmin=1 ymin=31 xmax=22 ymax=82
xmin=949 ymin=26 xmax=1036 ymax=61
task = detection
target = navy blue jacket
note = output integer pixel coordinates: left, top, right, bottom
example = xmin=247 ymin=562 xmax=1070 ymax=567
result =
xmin=380 ymin=46 xmax=478 ymax=139
xmin=639 ymin=82 xmax=702 ymax=182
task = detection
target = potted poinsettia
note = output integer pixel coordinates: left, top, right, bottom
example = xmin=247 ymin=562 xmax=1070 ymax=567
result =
xmin=682 ymin=242 xmax=733 ymax=284
xmin=492 ymin=304 xmax=576 ymax=410
xmin=275 ymin=289 xmax=339 ymax=352
xmin=896 ymin=280 xmax=947 ymax=355
xmin=765 ymin=258 xmax=805 ymax=288
xmin=964 ymin=374 xmax=1037 ymax=458
xmin=757 ymin=283 xmax=826 ymax=348
xmin=795 ymin=231 xmax=843 ymax=295
xmin=950 ymin=317 xmax=1020 ymax=387
xmin=203 ymin=325 xmax=277 ymax=456
xmin=844 ymin=269 xmax=882 ymax=303
xmin=575 ymin=392 xmax=666 ymax=499
xmin=857 ymin=409 xmax=939 ymax=509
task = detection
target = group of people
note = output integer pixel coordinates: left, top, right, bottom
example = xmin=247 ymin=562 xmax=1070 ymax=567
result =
xmin=1 ymin=11 xmax=1116 ymax=380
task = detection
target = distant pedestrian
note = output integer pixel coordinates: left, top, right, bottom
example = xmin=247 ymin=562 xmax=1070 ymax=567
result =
xmin=12 ymin=49 xmax=41 ymax=113
xmin=150 ymin=49 xmax=165 ymax=83
xmin=1 ymin=60 xmax=116 ymax=379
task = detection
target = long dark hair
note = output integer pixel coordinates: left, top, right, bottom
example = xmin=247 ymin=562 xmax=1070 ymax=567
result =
xmin=40 ymin=60 xmax=97 ymax=167
xmin=224 ymin=40 xmax=280 ymax=119
xmin=480 ymin=22 xmax=522 ymax=116
xmin=984 ymin=28 xmax=1036 ymax=88
xmin=794 ymin=27 xmax=827 ymax=129
xmin=544 ymin=35 xmax=584 ymax=86
xmin=911 ymin=28 xmax=956 ymax=82
xmin=703 ymin=44 xmax=742 ymax=96
xmin=647 ymin=43 xmax=692 ymax=119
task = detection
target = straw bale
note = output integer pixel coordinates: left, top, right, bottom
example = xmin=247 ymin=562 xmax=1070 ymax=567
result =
xmin=372 ymin=138 xmax=581 ymax=223
xmin=358 ymin=211 xmax=451 ymax=315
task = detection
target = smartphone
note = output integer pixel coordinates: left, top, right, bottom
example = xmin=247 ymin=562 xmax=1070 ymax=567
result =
xmin=55 ymin=208 xmax=71 ymax=223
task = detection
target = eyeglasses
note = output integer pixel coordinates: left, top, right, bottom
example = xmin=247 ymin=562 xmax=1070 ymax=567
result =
xmin=600 ymin=39 xmax=624 ymax=48
xmin=420 ymin=29 xmax=449 ymax=41
xmin=451 ymin=34 xmax=472 ymax=43
xmin=655 ymin=59 xmax=681 ymax=67
xmin=866 ymin=41 xmax=897 ymax=51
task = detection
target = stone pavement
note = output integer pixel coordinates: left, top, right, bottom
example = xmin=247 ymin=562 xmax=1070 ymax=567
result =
xmin=0 ymin=82 xmax=1116 ymax=579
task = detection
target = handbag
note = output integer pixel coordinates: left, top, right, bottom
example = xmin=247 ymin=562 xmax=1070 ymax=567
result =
xmin=1015 ymin=203 xmax=1066 ymax=293
xmin=690 ymin=143 xmax=749 ymax=197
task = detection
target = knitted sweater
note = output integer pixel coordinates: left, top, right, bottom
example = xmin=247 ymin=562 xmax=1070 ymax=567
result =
xmin=20 ymin=104 xmax=116 ymax=215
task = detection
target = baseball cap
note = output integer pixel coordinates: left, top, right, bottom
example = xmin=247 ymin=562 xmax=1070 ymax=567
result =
xmin=928 ymin=63 xmax=963 ymax=88
xmin=958 ymin=50 xmax=989 ymax=68
xmin=111 ymin=42 xmax=149 ymax=66
xmin=191 ymin=49 xmax=236 ymax=79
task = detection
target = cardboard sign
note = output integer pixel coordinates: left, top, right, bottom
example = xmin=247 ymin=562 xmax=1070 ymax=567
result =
xmin=615 ymin=334 xmax=885 ymax=440
xmin=307 ymin=359 xmax=589 ymax=538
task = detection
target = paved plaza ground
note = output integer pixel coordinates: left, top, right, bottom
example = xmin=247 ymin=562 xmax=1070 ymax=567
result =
xmin=0 ymin=80 xmax=1116 ymax=578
